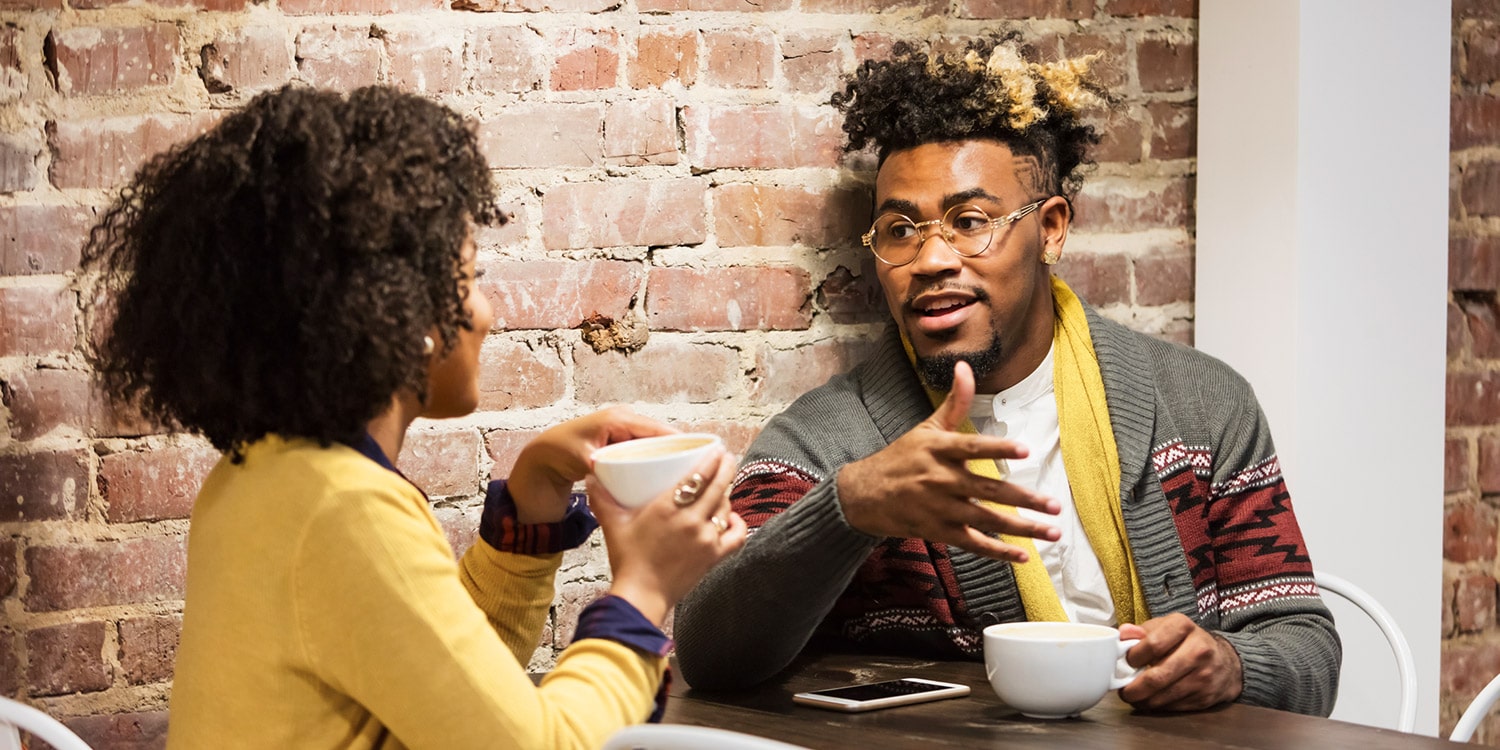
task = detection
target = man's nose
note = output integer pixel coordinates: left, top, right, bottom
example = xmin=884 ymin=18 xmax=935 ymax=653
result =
xmin=907 ymin=228 xmax=961 ymax=274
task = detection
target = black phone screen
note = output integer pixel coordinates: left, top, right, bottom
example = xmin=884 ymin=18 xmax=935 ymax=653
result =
xmin=806 ymin=679 xmax=951 ymax=702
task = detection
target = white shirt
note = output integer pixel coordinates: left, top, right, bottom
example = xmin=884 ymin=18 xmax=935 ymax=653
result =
xmin=968 ymin=343 xmax=1116 ymax=626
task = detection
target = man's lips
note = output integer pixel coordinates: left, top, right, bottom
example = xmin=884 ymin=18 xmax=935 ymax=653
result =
xmin=907 ymin=292 xmax=979 ymax=333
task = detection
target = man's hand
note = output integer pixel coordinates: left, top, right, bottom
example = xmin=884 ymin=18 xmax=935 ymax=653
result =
xmin=834 ymin=361 xmax=1061 ymax=561
xmin=1118 ymin=613 xmax=1243 ymax=711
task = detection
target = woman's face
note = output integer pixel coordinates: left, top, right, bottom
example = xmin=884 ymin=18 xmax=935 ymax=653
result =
xmin=422 ymin=229 xmax=493 ymax=419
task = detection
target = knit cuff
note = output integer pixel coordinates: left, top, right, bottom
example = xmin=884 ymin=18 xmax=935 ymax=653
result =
xmin=478 ymin=480 xmax=598 ymax=555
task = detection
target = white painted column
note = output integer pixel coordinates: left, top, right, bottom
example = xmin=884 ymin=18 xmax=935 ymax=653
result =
xmin=1197 ymin=0 xmax=1450 ymax=734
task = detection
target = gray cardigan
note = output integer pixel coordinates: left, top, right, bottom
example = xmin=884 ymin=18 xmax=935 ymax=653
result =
xmin=674 ymin=307 xmax=1340 ymax=716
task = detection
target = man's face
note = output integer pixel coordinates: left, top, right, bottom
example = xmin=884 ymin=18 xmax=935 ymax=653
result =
xmin=871 ymin=140 xmax=1065 ymax=393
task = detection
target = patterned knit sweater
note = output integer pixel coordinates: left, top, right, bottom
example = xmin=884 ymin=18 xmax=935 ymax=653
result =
xmin=673 ymin=307 xmax=1340 ymax=716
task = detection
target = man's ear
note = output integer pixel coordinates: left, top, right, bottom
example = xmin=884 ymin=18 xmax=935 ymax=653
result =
xmin=1039 ymin=195 xmax=1071 ymax=265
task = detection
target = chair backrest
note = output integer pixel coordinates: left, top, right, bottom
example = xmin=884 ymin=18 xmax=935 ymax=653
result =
xmin=602 ymin=724 xmax=810 ymax=750
xmin=0 ymin=697 xmax=94 ymax=750
xmin=1314 ymin=570 xmax=1416 ymax=734
xmin=1451 ymin=672 xmax=1500 ymax=742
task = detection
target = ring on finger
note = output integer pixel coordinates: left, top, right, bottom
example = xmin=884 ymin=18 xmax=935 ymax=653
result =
xmin=673 ymin=473 xmax=707 ymax=506
xmin=709 ymin=515 xmax=728 ymax=534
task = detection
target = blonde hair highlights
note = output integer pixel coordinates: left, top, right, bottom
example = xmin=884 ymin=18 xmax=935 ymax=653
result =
xmin=928 ymin=40 xmax=1105 ymax=132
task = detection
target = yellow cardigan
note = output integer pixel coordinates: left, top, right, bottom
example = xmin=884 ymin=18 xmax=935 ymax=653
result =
xmin=166 ymin=436 xmax=664 ymax=749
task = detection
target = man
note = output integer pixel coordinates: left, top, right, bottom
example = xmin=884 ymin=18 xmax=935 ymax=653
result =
xmin=672 ymin=37 xmax=1339 ymax=716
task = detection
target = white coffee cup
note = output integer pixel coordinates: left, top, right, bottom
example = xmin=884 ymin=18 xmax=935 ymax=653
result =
xmin=590 ymin=433 xmax=724 ymax=508
xmin=983 ymin=622 xmax=1139 ymax=719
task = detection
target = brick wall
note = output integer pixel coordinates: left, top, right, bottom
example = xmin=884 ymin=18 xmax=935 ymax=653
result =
xmin=1447 ymin=0 xmax=1500 ymax=743
xmin=0 ymin=0 xmax=1196 ymax=746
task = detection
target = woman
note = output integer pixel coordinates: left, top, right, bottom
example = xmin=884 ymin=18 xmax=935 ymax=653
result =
xmin=79 ymin=85 xmax=747 ymax=748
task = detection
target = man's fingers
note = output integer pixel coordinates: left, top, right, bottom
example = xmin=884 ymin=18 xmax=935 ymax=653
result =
xmin=929 ymin=361 xmax=976 ymax=433
xmin=950 ymin=525 xmax=1036 ymax=562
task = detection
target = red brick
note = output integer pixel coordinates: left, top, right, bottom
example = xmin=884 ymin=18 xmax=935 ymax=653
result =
xmin=296 ymin=26 xmax=381 ymax=91
xmin=49 ymin=24 xmax=178 ymax=96
xmin=384 ymin=29 xmax=461 ymax=94
xmin=781 ymin=32 xmax=844 ymax=95
xmin=1148 ymin=100 xmax=1195 ymax=161
xmin=1445 ymin=501 xmax=1498 ymax=563
xmin=477 ymin=338 xmax=566 ymax=411
xmin=0 ymin=285 xmax=74 ymax=356
xmin=0 ymin=203 xmax=96 ymax=274
xmin=702 ymin=29 xmax=775 ymax=89
xmin=480 ymin=259 xmax=643 ymax=329
xmin=817 ymin=262 xmax=885 ymax=324
xmin=1072 ymin=178 xmax=1192 ymax=232
xmin=604 ymin=98 xmax=678 ymax=166
xmin=630 ymin=28 xmax=698 ymax=88
xmin=638 ymin=0 xmax=789 ymax=11
xmin=469 ymin=26 xmax=547 ymax=93
xmin=713 ymin=184 xmax=866 ymax=249
xmin=47 ymin=112 xmax=219 ymax=190
xmin=573 ymin=340 xmax=738 ymax=404
xmin=751 ymin=338 xmax=870 ymax=404
xmin=646 ymin=266 xmax=812 ymax=331
xmin=1137 ymin=36 xmax=1196 ymax=93
xmin=118 ymin=614 xmax=181 ymax=685
xmin=1451 ymin=236 xmax=1500 ymax=292
xmin=100 ymin=443 xmax=218 ymax=523
xmin=0 ymin=0 xmax=61 ymax=7
xmin=89 ymin=376 xmax=161 ymax=439
xmin=1133 ymin=243 xmax=1193 ymax=306
xmin=475 ymin=202 xmax=530 ymax=251
xmin=283 ymin=0 xmax=442 ymax=12
xmin=485 ymin=428 xmax=544 ymax=479
xmin=24 ymin=535 xmax=187 ymax=611
xmin=1449 ymin=370 xmax=1500 ymax=426
xmin=1442 ymin=640 xmax=1500 ymax=696
xmin=3 ymin=367 xmax=89 ymax=440
xmin=683 ymin=105 xmax=841 ymax=170
xmin=199 ymin=27 xmax=292 ymax=95
xmin=0 ymin=449 xmax=87 ymax=523
xmin=432 ymin=504 xmax=481 ymax=559
xmin=1462 ymin=161 xmax=1500 ymax=218
xmin=65 ymin=711 xmax=170 ymax=750
xmin=1480 ymin=435 xmax=1500 ymax=494
xmin=1093 ymin=113 xmax=1143 ymax=164
xmin=75 ymin=0 xmax=247 ymax=7
xmin=397 ymin=428 xmax=482 ymax=499
xmin=1450 ymin=438 xmax=1473 ymax=495
xmin=0 ymin=537 xmax=14 ymax=598
xmin=1452 ymin=95 xmax=1500 ymax=151
xmin=956 ymin=0 xmax=1093 ymax=19
xmin=1456 ymin=571 xmax=1499 ymax=633
xmin=1452 ymin=301 xmax=1469 ymax=360
xmin=0 ymin=133 xmax=39 ymax=193
xmin=1106 ymin=0 xmax=1195 ymax=15
xmin=549 ymin=29 xmax=619 ymax=91
xmin=1463 ymin=22 xmax=1500 ymax=86
xmin=27 ymin=621 xmax=109 ymax=695
xmin=551 ymin=578 xmax=611 ymax=645
xmin=0 ymin=630 xmax=16 ymax=695
xmin=542 ymin=178 xmax=706 ymax=249
xmin=478 ymin=103 xmax=603 ymax=168
xmin=1062 ymin=34 xmax=1130 ymax=92
xmin=1443 ymin=571 xmax=1456 ymax=637
xmin=853 ymin=32 xmax=898 ymax=64
xmin=1055 ymin=251 xmax=1131 ymax=308
xmin=1466 ymin=296 xmax=1500 ymax=360
xmin=458 ymin=0 xmax=617 ymax=11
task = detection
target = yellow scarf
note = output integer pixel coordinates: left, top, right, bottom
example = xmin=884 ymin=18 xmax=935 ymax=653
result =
xmin=904 ymin=276 xmax=1146 ymax=624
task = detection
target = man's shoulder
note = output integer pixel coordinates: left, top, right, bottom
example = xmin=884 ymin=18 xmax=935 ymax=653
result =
xmin=1091 ymin=313 xmax=1257 ymax=403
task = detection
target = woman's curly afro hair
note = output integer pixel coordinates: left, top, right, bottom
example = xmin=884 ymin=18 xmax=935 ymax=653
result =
xmin=830 ymin=34 xmax=1114 ymax=199
xmin=80 ymin=84 xmax=501 ymax=459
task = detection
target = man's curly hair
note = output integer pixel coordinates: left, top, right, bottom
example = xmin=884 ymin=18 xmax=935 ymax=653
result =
xmin=79 ymin=85 xmax=501 ymax=459
xmin=831 ymin=35 xmax=1113 ymax=199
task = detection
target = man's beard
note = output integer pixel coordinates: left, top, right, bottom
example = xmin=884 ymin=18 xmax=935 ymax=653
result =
xmin=914 ymin=333 xmax=1005 ymax=392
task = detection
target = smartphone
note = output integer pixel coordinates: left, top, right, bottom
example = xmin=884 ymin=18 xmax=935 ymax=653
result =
xmin=792 ymin=678 xmax=971 ymax=713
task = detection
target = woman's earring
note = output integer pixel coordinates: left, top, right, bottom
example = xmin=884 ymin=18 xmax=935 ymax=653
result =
xmin=1041 ymin=249 xmax=1061 ymax=265
xmin=422 ymin=336 xmax=435 ymax=356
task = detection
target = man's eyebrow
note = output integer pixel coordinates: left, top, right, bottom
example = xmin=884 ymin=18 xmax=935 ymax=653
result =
xmin=945 ymin=187 xmax=1003 ymax=206
xmin=875 ymin=197 xmax=921 ymax=216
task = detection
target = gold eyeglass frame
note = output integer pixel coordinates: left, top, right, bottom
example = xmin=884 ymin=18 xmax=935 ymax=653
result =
xmin=860 ymin=199 xmax=1048 ymax=267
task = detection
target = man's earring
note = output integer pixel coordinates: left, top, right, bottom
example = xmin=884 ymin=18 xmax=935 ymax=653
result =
xmin=1041 ymin=248 xmax=1061 ymax=265
xmin=423 ymin=336 xmax=435 ymax=356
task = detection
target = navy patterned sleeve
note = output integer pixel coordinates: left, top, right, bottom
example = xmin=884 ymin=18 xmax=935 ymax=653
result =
xmin=478 ymin=480 xmax=598 ymax=555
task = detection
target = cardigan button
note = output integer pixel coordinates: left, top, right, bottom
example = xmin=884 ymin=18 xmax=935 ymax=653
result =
xmin=977 ymin=612 xmax=1002 ymax=626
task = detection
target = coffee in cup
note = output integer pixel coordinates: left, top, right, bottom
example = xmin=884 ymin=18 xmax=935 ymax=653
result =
xmin=590 ymin=433 xmax=724 ymax=508
xmin=982 ymin=622 xmax=1139 ymax=719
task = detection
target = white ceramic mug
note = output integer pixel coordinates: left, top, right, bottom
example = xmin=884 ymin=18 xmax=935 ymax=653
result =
xmin=590 ymin=433 xmax=723 ymax=508
xmin=982 ymin=622 xmax=1140 ymax=719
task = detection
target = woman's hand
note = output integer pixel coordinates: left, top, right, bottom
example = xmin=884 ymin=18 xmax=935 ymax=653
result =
xmin=508 ymin=406 xmax=675 ymax=524
xmin=589 ymin=450 xmax=748 ymax=626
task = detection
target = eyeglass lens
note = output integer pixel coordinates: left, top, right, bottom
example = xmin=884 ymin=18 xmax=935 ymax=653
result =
xmin=868 ymin=204 xmax=997 ymax=265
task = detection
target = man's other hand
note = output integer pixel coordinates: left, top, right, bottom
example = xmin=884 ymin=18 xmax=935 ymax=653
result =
xmin=1118 ymin=613 xmax=1244 ymax=711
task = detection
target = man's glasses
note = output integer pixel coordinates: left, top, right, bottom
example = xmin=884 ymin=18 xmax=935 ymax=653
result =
xmin=860 ymin=199 xmax=1047 ymax=267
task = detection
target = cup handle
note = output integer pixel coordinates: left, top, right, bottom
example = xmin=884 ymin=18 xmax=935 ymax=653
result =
xmin=1110 ymin=638 xmax=1141 ymax=690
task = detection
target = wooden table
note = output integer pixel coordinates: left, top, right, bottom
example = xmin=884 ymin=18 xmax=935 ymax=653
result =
xmin=663 ymin=653 xmax=1460 ymax=749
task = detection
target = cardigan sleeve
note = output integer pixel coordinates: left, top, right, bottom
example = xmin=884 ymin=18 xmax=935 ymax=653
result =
xmin=292 ymin=484 xmax=666 ymax=750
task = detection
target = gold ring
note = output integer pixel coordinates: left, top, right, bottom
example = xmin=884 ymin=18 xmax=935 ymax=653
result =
xmin=709 ymin=515 xmax=728 ymax=533
xmin=672 ymin=473 xmax=706 ymax=506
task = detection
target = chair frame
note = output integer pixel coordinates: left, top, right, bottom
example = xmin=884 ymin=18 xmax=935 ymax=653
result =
xmin=0 ymin=696 xmax=93 ymax=750
xmin=1314 ymin=570 xmax=1416 ymax=734
xmin=1451 ymin=672 xmax=1500 ymax=742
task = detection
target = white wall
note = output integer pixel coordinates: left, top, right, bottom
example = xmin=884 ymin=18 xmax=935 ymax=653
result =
xmin=1196 ymin=0 xmax=1450 ymax=734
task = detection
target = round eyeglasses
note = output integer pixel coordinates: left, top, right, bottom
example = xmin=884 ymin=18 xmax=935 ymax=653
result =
xmin=860 ymin=199 xmax=1047 ymax=267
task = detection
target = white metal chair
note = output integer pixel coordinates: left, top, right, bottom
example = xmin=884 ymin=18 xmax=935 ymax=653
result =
xmin=1315 ymin=570 xmax=1416 ymax=734
xmin=1452 ymin=673 xmax=1500 ymax=742
xmin=603 ymin=724 xmax=810 ymax=750
xmin=0 ymin=696 xmax=94 ymax=750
